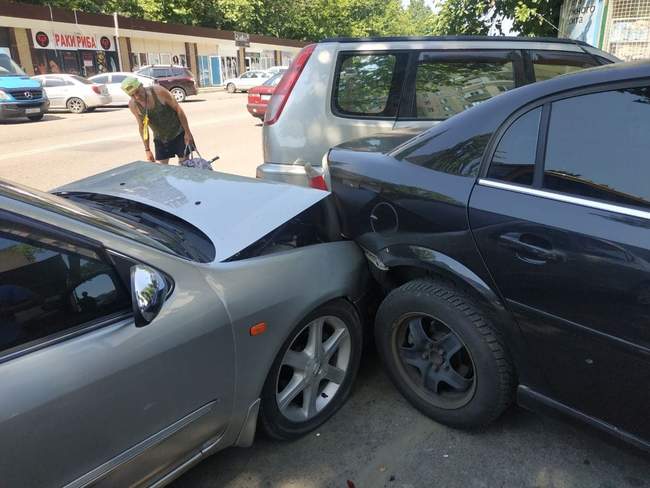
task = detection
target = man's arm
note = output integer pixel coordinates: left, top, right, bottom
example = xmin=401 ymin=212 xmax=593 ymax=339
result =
xmin=128 ymin=100 xmax=154 ymax=162
xmin=155 ymin=86 xmax=193 ymax=144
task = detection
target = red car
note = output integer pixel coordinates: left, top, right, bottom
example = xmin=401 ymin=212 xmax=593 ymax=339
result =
xmin=247 ymin=73 xmax=283 ymax=119
xmin=135 ymin=65 xmax=197 ymax=102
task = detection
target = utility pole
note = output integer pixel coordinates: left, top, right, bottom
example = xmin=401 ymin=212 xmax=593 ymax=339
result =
xmin=114 ymin=12 xmax=124 ymax=71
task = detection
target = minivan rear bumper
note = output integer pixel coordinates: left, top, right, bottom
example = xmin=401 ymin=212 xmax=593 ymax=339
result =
xmin=256 ymin=163 xmax=311 ymax=186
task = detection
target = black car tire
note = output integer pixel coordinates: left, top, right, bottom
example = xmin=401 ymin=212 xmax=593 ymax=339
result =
xmin=66 ymin=97 xmax=86 ymax=114
xmin=375 ymin=279 xmax=514 ymax=429
xmin=259 ymin=299 xmax=362 ymax=441
xmin=27 ymin=114 xmax=44 ymax=121
xmin=171 ymin=87 xmax=186 ymax=103
xmin=226 ymin=83 xmax=236 ymax=94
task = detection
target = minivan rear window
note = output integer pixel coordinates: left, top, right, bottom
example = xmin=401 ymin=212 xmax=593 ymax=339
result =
xmin=333 ymin=53 xmax=407 ymax=118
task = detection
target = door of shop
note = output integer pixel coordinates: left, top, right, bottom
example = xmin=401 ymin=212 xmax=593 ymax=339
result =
xmin=210 ymin=56 xmax=222 ymax=85
xmin=198 ymin=55 xmax=210 ymax=87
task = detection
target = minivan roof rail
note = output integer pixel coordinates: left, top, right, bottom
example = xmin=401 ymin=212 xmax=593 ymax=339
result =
xmin=318 ymin=35 xmax=590 ymax=46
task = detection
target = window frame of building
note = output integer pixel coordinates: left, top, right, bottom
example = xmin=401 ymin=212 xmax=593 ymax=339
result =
xmin=331 ymin=50 xmax=409 ymax=120
xmin=398 ymin=49 xmax=525 ymax=121
xmin=0 ymin=210 xmax=132 ymax=363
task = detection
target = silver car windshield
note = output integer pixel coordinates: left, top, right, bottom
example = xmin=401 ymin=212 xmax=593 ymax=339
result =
xmin=0 ymin=179 xmax=205 ymax=260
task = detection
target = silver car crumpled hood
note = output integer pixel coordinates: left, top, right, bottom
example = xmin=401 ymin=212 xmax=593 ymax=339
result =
xmin=55 ymin=162 xmax=328 ymax=262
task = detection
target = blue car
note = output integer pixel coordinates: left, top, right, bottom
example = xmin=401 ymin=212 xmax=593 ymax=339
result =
xmin=0 ymin=53 xmax=49 ymax=122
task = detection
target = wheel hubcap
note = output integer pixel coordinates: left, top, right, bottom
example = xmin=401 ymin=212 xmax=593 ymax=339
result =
xmin=396 ymin=314 xmax=476 ymax=409
xmin=276 ymin=316 xmax=351 ymax=422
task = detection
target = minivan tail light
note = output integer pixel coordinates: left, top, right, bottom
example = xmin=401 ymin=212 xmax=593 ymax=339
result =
xmin=264 ymin=44 xmax=316 ymax=126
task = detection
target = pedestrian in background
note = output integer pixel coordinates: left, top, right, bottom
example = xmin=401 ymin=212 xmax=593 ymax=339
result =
xmin=121 ymin=77 xmax=195 ymax=164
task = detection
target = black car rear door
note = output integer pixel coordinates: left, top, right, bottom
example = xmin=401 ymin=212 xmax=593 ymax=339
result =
xmin=469 ymin=82 xmax=650 ymax=444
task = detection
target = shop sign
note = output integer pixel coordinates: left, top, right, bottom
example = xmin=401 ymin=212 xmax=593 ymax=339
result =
xmin=234 ymin=31 xmax=250 ymax=48
xmin=559 ymin=0 xmax=605 ymax=46
xmin=32 ymin=30 xmax=116 ymax=51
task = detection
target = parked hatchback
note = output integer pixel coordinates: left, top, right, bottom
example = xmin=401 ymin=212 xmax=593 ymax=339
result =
xmin=135 ymin=65 xmax=197 ymax=102
xmin=258 ymin=36 xmax=618 ymax=186
xmin=0 ymin=162 xmax=367 ymax=487
xmin=223 ymin=70 xmax=274 ymax=93
xmin=35 ymin=74 xmax=111 ymax=113
xmin=326 ymin=61 xmax=650 ymax=452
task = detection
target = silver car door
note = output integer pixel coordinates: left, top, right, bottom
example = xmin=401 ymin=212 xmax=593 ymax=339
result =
xmin=43 ymin=76 xmax=67 ymax=107
xmin=0 ymin=210 xmax=235 ymax=488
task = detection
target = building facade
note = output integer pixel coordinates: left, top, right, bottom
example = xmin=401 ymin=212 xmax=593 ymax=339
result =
xmin=559 ymin=0 xmax=650 ymax=60
xmin=0 ymin=0 xmax=304 ymax=85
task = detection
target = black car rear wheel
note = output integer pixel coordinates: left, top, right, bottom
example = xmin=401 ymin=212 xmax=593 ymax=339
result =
xmin=259 ymin=299 xmax=362 ymax=440
xmin=375 ymin=279 xmax=514 ymax=428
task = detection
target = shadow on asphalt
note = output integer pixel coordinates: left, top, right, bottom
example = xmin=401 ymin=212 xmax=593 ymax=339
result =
xmin=171 ymin=346 xmax=650 ymax=488
xmin=0 ymin=114 xmax=65 ymax=124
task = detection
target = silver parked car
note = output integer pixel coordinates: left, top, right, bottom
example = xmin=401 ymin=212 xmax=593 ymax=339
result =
xmin=88 ymin=72 xmax=156 ymax=105
xmin=0 ymin=163 xmax=367 ymax=487
xmin=258 ymin=35 xmax=619 ymax=186
xmin=223 ymin=70 xmax=273 ymax=93
xmin=35 ymin=74 xmax=112 ymax=113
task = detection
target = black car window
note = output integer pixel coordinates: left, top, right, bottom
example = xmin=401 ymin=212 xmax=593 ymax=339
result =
xmin=487 ymin=107 xmax=541 ymax=186
xmin=333 ymin=52 xmax=408 ymax=118
xmin=529 ymin=50 xmax=599 ymax=82
xmin=414 ymin=51 xmax=516 ymax=120
xmin=544 ymin=86 xmax=650 ymax=211
xmin=0 ymin=215 xmax=130 ymax=355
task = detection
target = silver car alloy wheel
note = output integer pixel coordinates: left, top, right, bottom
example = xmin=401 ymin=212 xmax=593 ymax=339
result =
xmin=276 ymin=315 xmax=352 ymax=423
xmin=68 ymin=98 xmax=84 ymax=113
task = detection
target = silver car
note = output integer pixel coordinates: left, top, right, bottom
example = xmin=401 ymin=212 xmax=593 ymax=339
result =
xmin=258 ymin=35 xmax=619 ymax=186
xmin=35 ymin=74 xmax=112 ymax=113
xmin=88 ymin=72 xmax=156 ymax=106
xmin=0 ymin=163 xmax=367 ymax=487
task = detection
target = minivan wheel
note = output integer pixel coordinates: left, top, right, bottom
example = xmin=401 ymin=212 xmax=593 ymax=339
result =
xmin=226 ymin=83 xmax=236 ymax=93
xmin=171 ymin=87 xmax=186 ymax=102
xmin=375 ymin=279 xmax=514 ymax=428
xmin=259 ymin=299 xmax=362 ymax=440
xmin=67 ymin=97 xmax=86 ymax=114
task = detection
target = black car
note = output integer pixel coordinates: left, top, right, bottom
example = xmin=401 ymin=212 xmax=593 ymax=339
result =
xmin=326 ymin=61 xmax=650 ymax=452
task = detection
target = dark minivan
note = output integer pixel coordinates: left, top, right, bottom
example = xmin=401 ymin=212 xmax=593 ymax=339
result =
xmin=135 ymin=65 xmax=197 ymax=102
xmin=326 ymin=61 xmax=650 ymax=452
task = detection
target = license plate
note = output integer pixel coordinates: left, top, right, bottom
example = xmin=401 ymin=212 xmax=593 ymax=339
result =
xmin=25 ymin=108 xmax=40 ymax=114
xmin=261 ymin=94 xmax=271 ymax=101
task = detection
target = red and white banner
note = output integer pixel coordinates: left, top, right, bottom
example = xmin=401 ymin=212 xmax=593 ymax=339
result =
xmin=32 ymin=30 xmax=116 ymax=52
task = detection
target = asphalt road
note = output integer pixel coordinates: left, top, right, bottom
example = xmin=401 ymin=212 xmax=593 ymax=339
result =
xmin=2 ymin=94 xmax=649 ymax=487
xmin=0 ymin=91 xmax=260 ymax=191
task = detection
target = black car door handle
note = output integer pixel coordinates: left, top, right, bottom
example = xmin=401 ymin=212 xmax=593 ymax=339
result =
xmin=499 ymin=233 xmax=563 ymax=264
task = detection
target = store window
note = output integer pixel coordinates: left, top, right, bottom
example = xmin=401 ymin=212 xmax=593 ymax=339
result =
xmin=160 ymin=53 xmax=171 ymax=65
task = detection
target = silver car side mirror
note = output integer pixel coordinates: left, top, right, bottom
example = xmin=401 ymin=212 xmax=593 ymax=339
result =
xmin=130 ymin=265 xmax=168 ymax=327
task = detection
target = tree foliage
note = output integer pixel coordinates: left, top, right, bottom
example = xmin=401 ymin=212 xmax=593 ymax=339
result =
xmin=13 ymin=0 xmax=562 ymax=40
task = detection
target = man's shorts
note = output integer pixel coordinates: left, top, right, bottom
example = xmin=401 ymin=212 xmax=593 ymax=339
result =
xmin=154 ymin=131 xmax=195 ymax=161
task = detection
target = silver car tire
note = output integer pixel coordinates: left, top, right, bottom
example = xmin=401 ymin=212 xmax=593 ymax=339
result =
xmin=171 ymin=87 xmax=186 ymax=103
xmin=259 ymin=299 xmax=362 ymax=440
xmin=227 ymin=83 xmax=236 ymax=94
xmin=67 ymin=97 xmax=86 ymax=114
